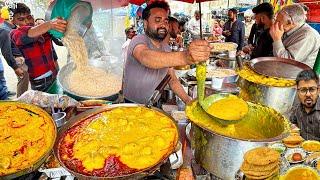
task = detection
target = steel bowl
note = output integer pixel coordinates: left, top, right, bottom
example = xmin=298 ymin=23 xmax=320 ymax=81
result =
xmin=53 ymin=103 xmax=179 ymax=179
xmin=57 ymin=62 xmax=119 ymax=101
xmin=187 ymin=67 xmax=238 ymax=83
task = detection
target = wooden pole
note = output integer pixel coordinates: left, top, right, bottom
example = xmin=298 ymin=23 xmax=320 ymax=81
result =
xmin=199 ymin=1 xmax=202 ymax=39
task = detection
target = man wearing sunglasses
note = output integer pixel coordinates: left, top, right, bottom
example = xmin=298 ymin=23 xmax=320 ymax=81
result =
xmin=270 ymin=4 xmax=320 ymax=68
xmin=290 ymin=70 xmax=320 ymax=140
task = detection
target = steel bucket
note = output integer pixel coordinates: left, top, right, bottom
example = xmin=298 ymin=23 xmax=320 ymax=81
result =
xmin=186 ymin=101 xmax=290 ymax=180
xmin=237 ymin=77 xmax=296 ymax=117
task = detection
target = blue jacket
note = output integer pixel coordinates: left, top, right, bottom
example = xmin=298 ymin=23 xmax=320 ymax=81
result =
xmin=223 ymin=19 xmax=245 ymax=51
xmin=0 ymin=21 xmax=19 ymax=71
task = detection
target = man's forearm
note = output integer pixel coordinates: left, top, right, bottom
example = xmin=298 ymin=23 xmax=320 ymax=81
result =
xmin=28 ymin=22 xmax=51 ymax=38
xmin=273 ymin=40 xmax=294 ymax=59
xmin=168 ymin=69 xmax=192 ymax=104
xmin=139 ymin=50 xmax=192 ymax=69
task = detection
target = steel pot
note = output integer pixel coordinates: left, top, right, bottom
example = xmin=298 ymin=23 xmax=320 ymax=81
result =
xmin=54 ymin=103 xmax=179 ymax=179
xmin=186 ymin=101 xmax=290 ymax=180
xmin=237 ymin=77 xmax=296 ymax=117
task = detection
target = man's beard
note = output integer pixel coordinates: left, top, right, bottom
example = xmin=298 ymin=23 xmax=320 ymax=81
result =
xmin=257 ymin=23 xmax=265 ymax=29
xmin=304 ymin=98 xmax=316 ymax=108
xmin=145 ymin=27 xmax=168 ymax=41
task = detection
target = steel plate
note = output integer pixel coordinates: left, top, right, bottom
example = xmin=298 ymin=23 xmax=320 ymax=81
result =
xmin=249 ymin=57 xmax=311 ymax=80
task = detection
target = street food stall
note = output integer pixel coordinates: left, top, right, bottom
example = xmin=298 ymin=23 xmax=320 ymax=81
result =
xmin=1 ymin=0 xmax=320 ymax=180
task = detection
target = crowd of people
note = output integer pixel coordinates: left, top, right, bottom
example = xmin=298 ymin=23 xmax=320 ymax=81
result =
xmin=0 ymin=1 xmax=320 ymax=141
xmin=121 ymin=1 xmax=320 ymax=141
xmin=128 ymin=2 xmax=320 ymax=68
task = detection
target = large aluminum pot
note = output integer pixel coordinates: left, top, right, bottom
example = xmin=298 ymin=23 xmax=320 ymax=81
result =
xmin=237 ymin=77 xmax=296 ymax=117
xmin=54 ymin=103 xmax=179 ymax=179
xmin=57 ymin=62 xmax=119 ymax=101
xmin=186 ymin=101 xmax=290 ymax=180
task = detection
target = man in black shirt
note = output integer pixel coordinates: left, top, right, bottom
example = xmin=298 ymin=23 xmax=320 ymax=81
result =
xmin=243 ymin=3 xmax=274 ymax=59
xmin=223 ymin=8 xmax=245 ymax=51
xmin=290 ymin=70 xmax=320 ymax=141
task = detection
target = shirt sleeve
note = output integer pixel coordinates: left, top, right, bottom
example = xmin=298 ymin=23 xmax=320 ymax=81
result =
xmin=10 ymin=26 xmax=37 ymax=46
xmin=289 ymin=106 xmax=298 ymax=125
xmin=188 ymin=19 xmax=198 ymax=36
xmin=248 ymin=24 xmax=255 ymax=45
xmin=273 ymin=32 xmax=314 ymax=63
xmin=127 ymin=35 xmax=149 ymax=60
xmin=238 ymin=22 xmax=245 ymax=51
xmin=0 ymin=30 xmax=18 ymax=69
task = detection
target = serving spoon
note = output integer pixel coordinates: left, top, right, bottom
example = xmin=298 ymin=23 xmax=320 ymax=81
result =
xmin=196 ymin=62 xmax=247 ymax=125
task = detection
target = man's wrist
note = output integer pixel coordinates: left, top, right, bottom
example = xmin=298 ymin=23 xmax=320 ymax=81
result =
xmin=273 ymin=37 xmax=282 ymax=41
xmin=184 ymin=51 xmax=193 ymax=65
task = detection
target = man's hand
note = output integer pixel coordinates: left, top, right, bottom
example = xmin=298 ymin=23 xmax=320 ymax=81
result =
xmin=15 ymin=56 xmax=25 ymax=66
xmin=50 ymin=18 xmax=67 ymax=33
xmin=242 ymin=44 xmax=253 ymax=54
xmin=270 ymin=22 xmax=284 ymax=41
xmin=187 ymin=40 xmax=210 ymax=64
xmin=223 ymin=30 xmax=231 ymax=36
xmin=14 ymin=67 xmax=24 ymax=78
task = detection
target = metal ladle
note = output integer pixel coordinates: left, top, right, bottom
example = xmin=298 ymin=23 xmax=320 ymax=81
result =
xmin=196 ymin=62 xmax=247 ymax=125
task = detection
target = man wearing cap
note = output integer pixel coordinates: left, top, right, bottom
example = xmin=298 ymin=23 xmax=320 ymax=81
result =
xmin=122 ymin=26 xmax=136 ymax=62
xmin=188 ymin=10 xmax=201 ymax=39
xmin=243 ymin=9 xmax=254 ymax=42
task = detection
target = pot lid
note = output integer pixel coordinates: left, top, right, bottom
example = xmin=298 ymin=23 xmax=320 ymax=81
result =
xmin=249 ymin=57 xmax=311 ymax=80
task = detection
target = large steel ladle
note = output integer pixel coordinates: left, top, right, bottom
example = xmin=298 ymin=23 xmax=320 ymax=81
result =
xmin=196 ymin=62 xmax=247 ymax=125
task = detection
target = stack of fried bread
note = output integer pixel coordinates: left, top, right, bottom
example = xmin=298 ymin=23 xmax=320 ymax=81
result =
xmin=282 ymin=134 xmax=304 ymax=148
xmin=241 ymin=147 xmax=280 ymax=179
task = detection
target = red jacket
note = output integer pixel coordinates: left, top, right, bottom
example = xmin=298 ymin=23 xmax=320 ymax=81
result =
xmin=10 ymin=26 xmax=59 ymax=79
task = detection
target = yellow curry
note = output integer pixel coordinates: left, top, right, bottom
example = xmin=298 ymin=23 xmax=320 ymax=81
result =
xmin=302 ymin=141 xmax=320 ymax=152
xmin=280 ymin=167 xmax=320 ymax=180
xmin=207 ymin=96 xmax=248 ymax=120
xmin=0 ymin=102 xmax=56 ymax=176
xmin=237 ymin=65 xmax=296 ymax=87
xmin=186 ymin=101 xmax=290 ymax=140
xmin=59 ymin=106 xmax=178 ymax=176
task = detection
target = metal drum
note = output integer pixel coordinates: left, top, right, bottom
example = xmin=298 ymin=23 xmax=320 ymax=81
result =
xmin=186 ymin=101 xmax=290 ymax=180
xmin=236 ymin=57 xmax=311 ymax=116
xmin=237 ymin=77 xmax=296 ymax=117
